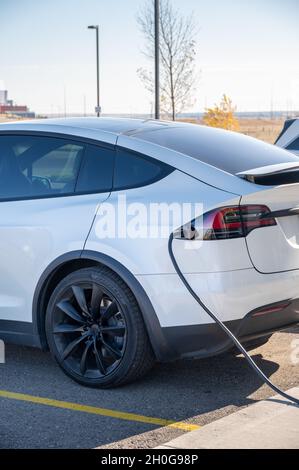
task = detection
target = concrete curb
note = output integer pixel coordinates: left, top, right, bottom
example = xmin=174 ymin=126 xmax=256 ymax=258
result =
xmin=156 ymin=387 xmax=299 ymax=449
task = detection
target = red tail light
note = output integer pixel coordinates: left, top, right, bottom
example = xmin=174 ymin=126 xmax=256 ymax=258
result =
xmin=189 ymin=205 xmax=277 ymax=240
xmin=252 ymin=301 xmax=290 ymax=317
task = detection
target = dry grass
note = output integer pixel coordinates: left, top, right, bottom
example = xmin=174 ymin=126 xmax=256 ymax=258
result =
xmin=238 ymin=118 xmax=284 ymax=144
xmin=179 ymin=117 xmax=284 ymax=144
xmin=0 ymin=113 xmax=27 ymax=123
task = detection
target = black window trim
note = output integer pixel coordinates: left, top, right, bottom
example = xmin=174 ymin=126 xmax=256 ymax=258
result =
xmin=75 ymin=142 xmax=115 ymax=195
xmin=113 ymin=145 xmax=174 ymax=191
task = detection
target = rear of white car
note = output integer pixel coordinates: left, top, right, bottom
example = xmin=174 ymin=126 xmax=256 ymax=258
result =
xmin=0 ymin=117 xmax=298 ymax=386
xmin=114 ymin=124 xmax=299 ymax=360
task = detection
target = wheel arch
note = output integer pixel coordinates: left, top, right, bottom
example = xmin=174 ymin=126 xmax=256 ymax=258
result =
xmin=32 ymin=250 xmax=173 ymax=361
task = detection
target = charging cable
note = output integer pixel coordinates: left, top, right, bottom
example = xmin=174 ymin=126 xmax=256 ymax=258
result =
xmin=168 ymin=232 xmax=299 ymax=406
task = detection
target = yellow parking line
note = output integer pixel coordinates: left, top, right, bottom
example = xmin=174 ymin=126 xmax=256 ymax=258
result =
xmin=0 ymin=390 xmax=200 ymax=432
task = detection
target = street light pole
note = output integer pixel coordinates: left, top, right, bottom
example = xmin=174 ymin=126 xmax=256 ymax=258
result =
xmin=88 ymin=25 xmax=101 ymax=117
xmin=154 ymin=0 xmax=160 ymax=120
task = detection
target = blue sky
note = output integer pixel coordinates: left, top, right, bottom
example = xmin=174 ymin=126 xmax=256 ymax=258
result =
xmin=0 ymin=0 xmax=298 ymax=115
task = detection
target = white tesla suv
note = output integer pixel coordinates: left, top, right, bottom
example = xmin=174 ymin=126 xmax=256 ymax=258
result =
xmin=0 ymin=117 xmax=299 ymax=388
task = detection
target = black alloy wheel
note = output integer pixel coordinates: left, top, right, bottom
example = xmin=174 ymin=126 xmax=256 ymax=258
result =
xmin=53 ymin=283 xmax=127 ymax=378
xmin=46 ymin=267 xmax=155 ymax=387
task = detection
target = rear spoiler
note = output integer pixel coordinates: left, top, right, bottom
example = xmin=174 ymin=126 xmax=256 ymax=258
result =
xmin=236 ymin=162 xmax=299 ymax=184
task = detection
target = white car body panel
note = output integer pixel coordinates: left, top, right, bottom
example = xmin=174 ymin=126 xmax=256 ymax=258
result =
xmin=241 ymin=183 xmax=299 ymax=273
xmin=137 ymin=267 xmax=299 ymax=327
xmin=85 ymin=170 xmax=243 ymax=275
xmin=0 ymin=193 xmax=108 ymax=322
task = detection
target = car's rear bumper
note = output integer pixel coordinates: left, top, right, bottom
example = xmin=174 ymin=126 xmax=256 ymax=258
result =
xmin=160 ymin=298 xmax=299 ymax=360
xmin=137 ymin=268 xmax=299 ymax=326
xmin=136 ymin=268 xmax=299 ymax=361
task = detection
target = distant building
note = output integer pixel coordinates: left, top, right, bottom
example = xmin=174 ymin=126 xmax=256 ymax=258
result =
xmin=0 ymin=89 xmax=8 ymax=105
xmin=0 ymin=88 xmax=35 ymax=117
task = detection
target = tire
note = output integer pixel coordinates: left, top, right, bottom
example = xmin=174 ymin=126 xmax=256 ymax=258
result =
xmin=45 ymin=266 xmax=155 ymax=388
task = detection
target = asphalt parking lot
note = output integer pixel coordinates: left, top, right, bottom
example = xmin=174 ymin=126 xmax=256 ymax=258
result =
xmin=0 ymin=327 xmax=298 ymax=449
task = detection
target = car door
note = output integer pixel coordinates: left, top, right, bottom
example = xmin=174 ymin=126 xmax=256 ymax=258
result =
xmin=0 ymin=133 xmax=115 ymax=324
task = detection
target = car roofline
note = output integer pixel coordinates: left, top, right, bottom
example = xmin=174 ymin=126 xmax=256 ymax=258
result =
xmin=0 ymin=119 xmax=269 ymax=196
xmin=0 ymin=122 xmax=118 ymax=146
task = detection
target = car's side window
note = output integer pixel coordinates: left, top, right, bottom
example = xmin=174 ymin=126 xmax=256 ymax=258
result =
xmin=113 ymin=148 xmax=173 ymax=190
xmin=75 ymin=144 xmax=115 ymax=193
xmin=0 ymin=135 xmax=85 ymax=200
xmin=286 ymin=137 xmax=299 ymax=151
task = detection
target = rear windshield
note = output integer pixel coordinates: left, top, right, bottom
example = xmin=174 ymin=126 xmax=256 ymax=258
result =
xmin=136 ymin=126 xmax=299 ymax=175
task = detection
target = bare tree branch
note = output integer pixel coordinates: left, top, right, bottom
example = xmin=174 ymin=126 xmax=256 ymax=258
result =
xmin=137 ymin=0 xmax=198 ymax=120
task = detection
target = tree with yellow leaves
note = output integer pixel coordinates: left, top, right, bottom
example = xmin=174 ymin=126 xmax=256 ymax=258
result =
xmin=203 ymin=95 xmax=239 ymax=131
